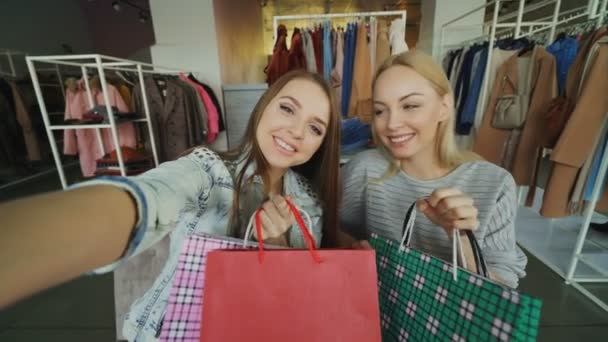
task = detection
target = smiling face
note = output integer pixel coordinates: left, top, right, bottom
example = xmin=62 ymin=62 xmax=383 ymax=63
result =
xmin=255 ymin=78 xmax=331 ymax=174
xmin=372 ymin=65 xmax=452 ymax=162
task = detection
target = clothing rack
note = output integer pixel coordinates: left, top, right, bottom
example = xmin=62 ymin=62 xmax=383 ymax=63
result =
xmin=25 ymin=54 xmax=195 ymax=189
xmin=441 ymin=0 xmax=608 ymax=312
xmin=0 ymin=49 xmax=73 ymax=190
xmin=272 ymin=10 xmax=406 ymax=54
xmin=0 ymin=49 xmax=24 ymax=77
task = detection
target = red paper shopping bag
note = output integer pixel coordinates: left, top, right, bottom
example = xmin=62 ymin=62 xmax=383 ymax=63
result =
xmin=200 ymin=201 xmax=381 ymax=342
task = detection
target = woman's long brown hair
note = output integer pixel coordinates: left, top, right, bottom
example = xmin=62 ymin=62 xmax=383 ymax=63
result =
xmin=217 ymin=70 xmax=341 ymax=247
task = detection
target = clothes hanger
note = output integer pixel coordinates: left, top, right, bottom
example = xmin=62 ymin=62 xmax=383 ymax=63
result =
xmin=517 ymin=38 xmax=535 ymax=57
xmin=115 ymin=71 xmax=134 ymax=86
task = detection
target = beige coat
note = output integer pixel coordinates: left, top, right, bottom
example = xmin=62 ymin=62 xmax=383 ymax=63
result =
xmin=542 ymin=41 xmax=608 ymax=216
xmin=511 ymin=48 xmax=558 ymax=186
xmin=473 ymin=46 xmax=557 ymax=176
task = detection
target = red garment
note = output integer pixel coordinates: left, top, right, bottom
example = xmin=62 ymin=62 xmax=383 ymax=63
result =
xmin=265 ymin=24 xmax=290 ymax=85
xmin=312 ymin=27 xmax=323 ymax=74
xmin=288 ymin=28 xmax=307 ymax=70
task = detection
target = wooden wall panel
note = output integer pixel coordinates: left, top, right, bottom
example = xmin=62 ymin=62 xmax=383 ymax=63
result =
xmin=213 ymin=0 xmax=266 ymax=84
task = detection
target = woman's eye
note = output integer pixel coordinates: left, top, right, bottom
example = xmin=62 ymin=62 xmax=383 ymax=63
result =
xmin=280 ymin=104 xmax=294 ymax=114
xmin=310 ymin=125 xmax=323 ymax=136
xmin=374 ymin=108 xmax=384 ymax=116
xmin=403 ymin=104 xmax=420 ymax=111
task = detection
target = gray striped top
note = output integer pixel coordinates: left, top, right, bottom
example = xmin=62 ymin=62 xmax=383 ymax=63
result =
xmin=340 ymin=149 xmax=527 ymax=288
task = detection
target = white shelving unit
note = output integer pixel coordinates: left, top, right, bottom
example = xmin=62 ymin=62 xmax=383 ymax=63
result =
xmin=25 ymin=54 xmax=194 ymax=189
xmin=439 ymin=0 xmax=608 ymax=312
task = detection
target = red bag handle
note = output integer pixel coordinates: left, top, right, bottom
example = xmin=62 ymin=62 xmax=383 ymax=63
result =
xmin=250 ymin=199 xmax=322 ymax=264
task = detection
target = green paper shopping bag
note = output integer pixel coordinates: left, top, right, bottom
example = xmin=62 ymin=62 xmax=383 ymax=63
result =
xmin=370 ymin=202 xmax=542 ymax=342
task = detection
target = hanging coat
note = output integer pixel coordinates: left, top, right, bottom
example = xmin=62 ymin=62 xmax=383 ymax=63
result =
xmin=331 ymin=29 xmax=345 ymax=110
xmin=376 ymin=20 xmax=390 ymax=70
xmin=542 ymin=37 xmax=608 ymax=217
xmin=349 ymin=22 xmax=373 ymax=123
xmin=302 ymin=30 xmax=317 ymax=73
xmin=64 ymin=81 xmax=136 ymax=177
xmin=288 ymin=28 xmax=307 ymax=71
xmin=390 ymin=18 xmax=409 ymax=55
xmin=265 ymin=24 xmax=289 ymax=85
xmin=313 ymin=25 xmax=323 ymax=74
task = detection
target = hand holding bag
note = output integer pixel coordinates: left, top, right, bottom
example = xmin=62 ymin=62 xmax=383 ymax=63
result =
xmin=371 ymin=202 xmax=542 ymax=342
xmin=200 ymin=199 xmax=382 ymax=342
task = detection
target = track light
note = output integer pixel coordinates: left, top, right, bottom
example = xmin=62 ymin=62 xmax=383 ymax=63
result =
xmin=112 ymin=0 xmax=121 ymax=12
xmin=139 ymin=10 xmax=149 ymax=23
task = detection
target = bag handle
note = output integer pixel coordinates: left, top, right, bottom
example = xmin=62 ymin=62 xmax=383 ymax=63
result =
xmin=500 ymin=73 xmax=518 ymax=95
xmin=243 ymin=198 xmax=321 ymax=263
xmin=400 ymin=202 xmax=489 ymax=280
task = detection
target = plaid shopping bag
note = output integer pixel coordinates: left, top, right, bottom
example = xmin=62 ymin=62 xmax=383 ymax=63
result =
xmin=159 ymin=234 xmax=259 ymax=342
xmin=369 ymin=203 xmax=542 ymax=342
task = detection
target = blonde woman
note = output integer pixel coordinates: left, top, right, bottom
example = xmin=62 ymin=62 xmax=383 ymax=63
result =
xmin=340 ymin=51 xmax=527 ymax=288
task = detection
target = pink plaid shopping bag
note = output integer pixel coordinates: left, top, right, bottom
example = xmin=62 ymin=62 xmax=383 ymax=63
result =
xmin=159 ymin=234 xmax=257 ymax=341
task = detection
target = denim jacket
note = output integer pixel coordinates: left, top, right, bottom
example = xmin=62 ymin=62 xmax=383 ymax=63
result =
xmin=74 ymin=147 xmax=323 ymax=341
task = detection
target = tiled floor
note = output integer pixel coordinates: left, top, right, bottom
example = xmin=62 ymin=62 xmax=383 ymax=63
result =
xmin=1 ymin=172 xmax=607 ymax=341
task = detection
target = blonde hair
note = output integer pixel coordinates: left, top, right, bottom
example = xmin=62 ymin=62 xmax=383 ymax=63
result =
xmin=372 ymin=50 xmax=480 ymax=179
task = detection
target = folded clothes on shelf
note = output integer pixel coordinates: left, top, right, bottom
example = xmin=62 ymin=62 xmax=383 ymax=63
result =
xmin=94 ymin=146 xmax=153 ymax=176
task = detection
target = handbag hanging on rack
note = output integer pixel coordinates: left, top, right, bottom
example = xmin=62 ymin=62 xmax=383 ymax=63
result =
xmin=370 ymin=202 xmax=542 ymax=342
xmin=492 ymin=73 xmax=528 ymax=129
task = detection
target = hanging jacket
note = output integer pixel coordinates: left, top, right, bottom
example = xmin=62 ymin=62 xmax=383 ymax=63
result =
xmin=132 ymin=76 xmax=207 ymax=162
xmin=323 ymin=21 xmax=333 ymax=81
xmin=369 ymin=18 xmax=377 ymax=73
xmin=117 ymin=84 xmax=133 ymax=112
xmin=331 ymin=29 xmax=345 ymax=110
xmin=9 ymin=81 xmax=41 ymax=161
xmin=341 ymin=23 xmax=357 ymax=117
xmin=457 ymin=44 xmax=489 ymax=135
xmin=376 ymin=20 xmax=390 ymax=70
xmin=64 ymin=80 xmax=137 ymax=177
xmin=473 ymin=46 xmax=557 ymax=179
xmin=265 ymin=24 xmax=289 ymax=85
xmin=510 ymin=47 xmax=557 ymax=185
xmin=0 ymin=89 xmax=17 ymax=167
xmin=389 ymin=18 xmax=408 ymax=55
xmin=542 ymin=35 xmax=608 ymax=217
xmin=187 ymin=75 xmax=225 ymax=131
xmin=288 ymin=28 xmax=307 ymax=71
xmin=546 ymin=37 xmax=578 ymax=95
xmin=179 ymin=73 xmax=219 ymax=143
xmin=349 ymin=21 xmax=373 ymax=122
xmin=454 ymin=45 xmax=479 ymax=116
xmin=313 ymin=26 xmax=323 ymax=74
xmin=302 ymin=30 xmax=317 ymax=73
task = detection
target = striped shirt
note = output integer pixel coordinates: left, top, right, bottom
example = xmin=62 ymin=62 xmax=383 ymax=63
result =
xmin=340 ymin=149 xmax=527 ymax=288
